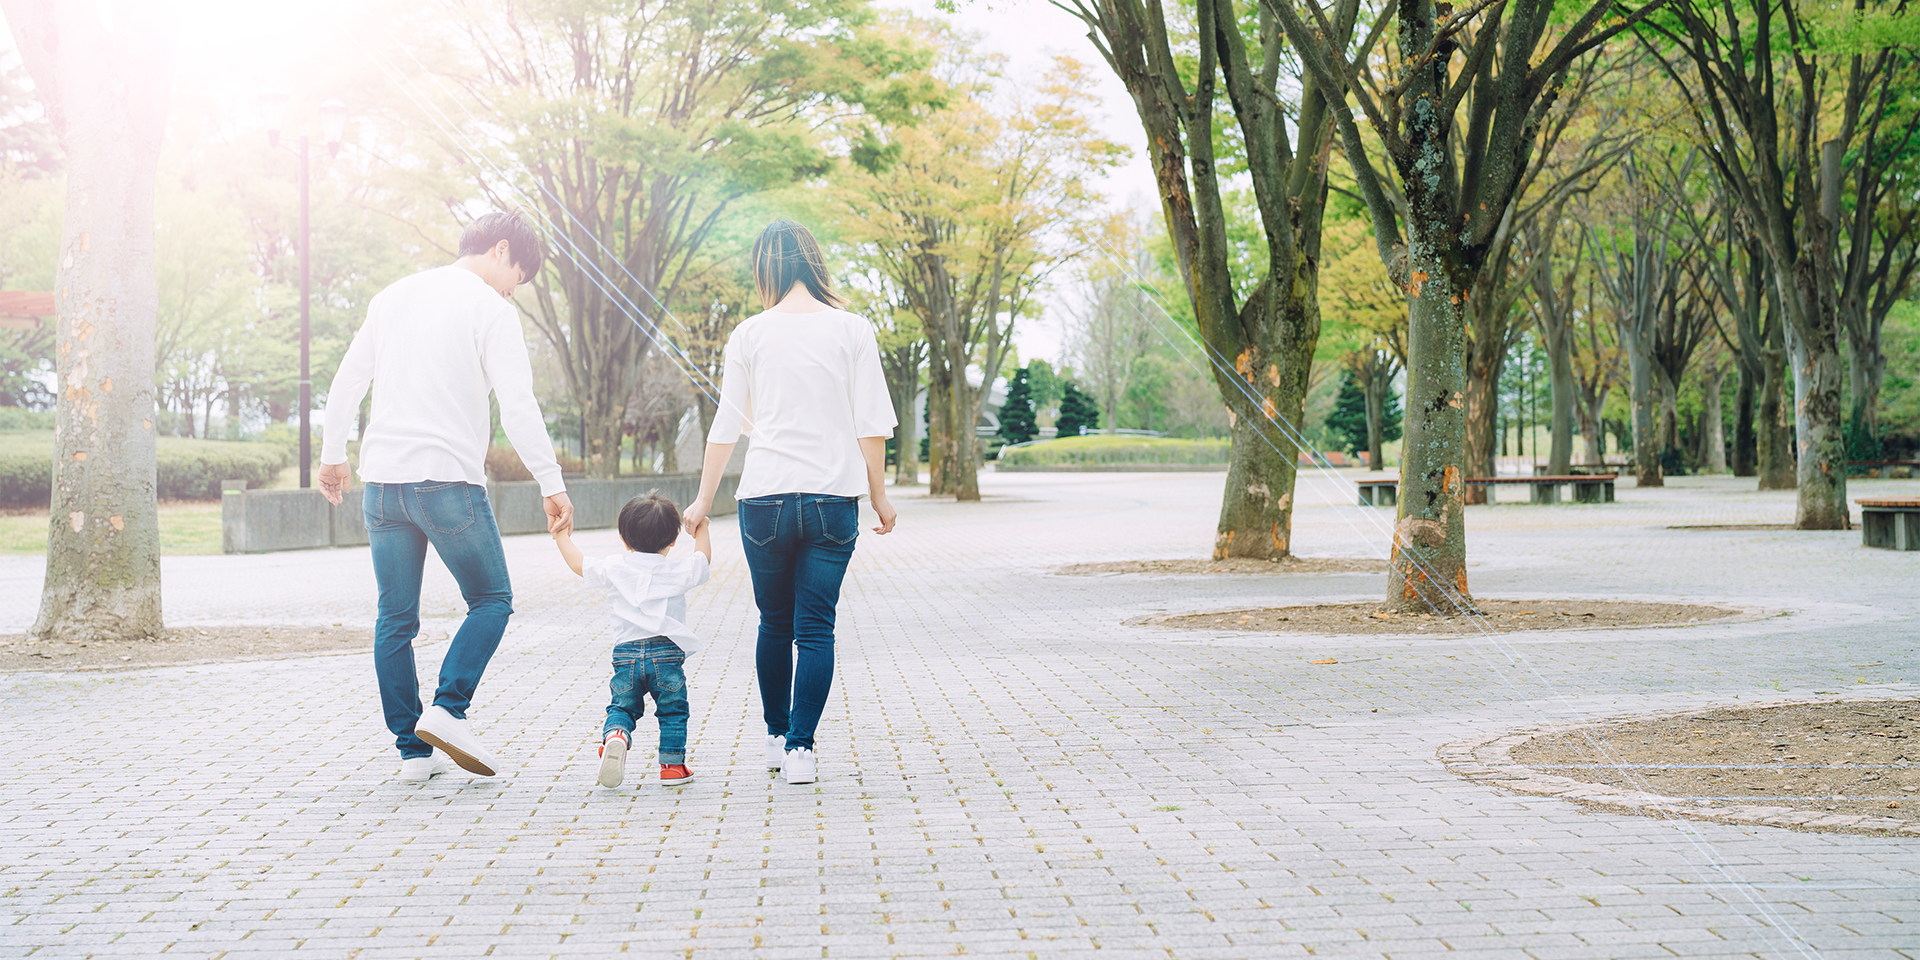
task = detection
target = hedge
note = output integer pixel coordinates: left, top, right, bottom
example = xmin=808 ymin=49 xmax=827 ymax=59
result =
xmin=0 ymin=431 xmax=291 ymax=506
xmin=996 ymin=434 xmax=1231 ymax=467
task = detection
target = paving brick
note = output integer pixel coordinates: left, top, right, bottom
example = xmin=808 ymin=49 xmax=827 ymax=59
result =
xmin=2 ymin=472 xmax=1917 ymax=958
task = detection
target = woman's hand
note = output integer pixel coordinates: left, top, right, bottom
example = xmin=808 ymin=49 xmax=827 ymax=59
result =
xmin=870 ymin=494 xmax=897 ymax=535
xmin=683 ymin=498 xmax=712 ymax=534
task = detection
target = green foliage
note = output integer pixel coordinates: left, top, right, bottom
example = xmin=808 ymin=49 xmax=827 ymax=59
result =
xmin=997 ymin=434 xmax=1230 ymax=466
xmin=1325 ymin=372 xmax=1402 ymax=455
xmin=0 ymin=407 xmax=54 ymax=430
xmin=1054 ymin=380 xmax=1100 ymax=438
xmin=0 ymin=431 xmax=290 ymax=506
xmin=1881 ymin=300 xmax=1920 ymax=456
xmin=998 ymin=366 xmax=1038 ymax=445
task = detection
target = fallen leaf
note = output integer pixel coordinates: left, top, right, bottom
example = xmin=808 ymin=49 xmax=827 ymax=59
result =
xmin=1514 ymin=610 xmax=1535 ymax=615
xmin=1853 ymin=662 xmax=1884 ymax=668
xmin=1368 ymin=613 xmax=1393 ymax=620
xmin=1311 ymin=658 xmax=1338 ymax=664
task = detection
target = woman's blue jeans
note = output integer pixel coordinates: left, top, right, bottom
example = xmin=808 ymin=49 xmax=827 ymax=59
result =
xmin=738 ymin=493 xmax=858 ymax=753
xmin=364 ymin=481 xmax=514 ymax=759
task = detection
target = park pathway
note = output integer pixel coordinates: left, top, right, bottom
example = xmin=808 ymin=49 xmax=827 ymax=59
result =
xmin=2 ymin=471 xmax=1917 ymax=958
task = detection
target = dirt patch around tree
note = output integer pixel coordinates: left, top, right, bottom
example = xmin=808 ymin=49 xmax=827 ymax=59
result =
xmin=1058 ymin=557 xmax=1387 ymax=576
xmin=1446 ymin=699 xmax=1920 ymax=836
xmin=1145 ymin=598 xmax=1749 ymax=636
xmin=0 ymin=624 xmax=413 ymax=673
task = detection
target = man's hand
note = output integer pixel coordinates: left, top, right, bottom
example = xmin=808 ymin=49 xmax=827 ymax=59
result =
xmin=870 ymin=493 xmax=897 ymax=535
xmin=317 ymin=461 xmax=351 ymax=506
xmin=682 ymin=498 xmax=711 ymax=534
xmin=544 ymin=491 xmax=574 ymax=535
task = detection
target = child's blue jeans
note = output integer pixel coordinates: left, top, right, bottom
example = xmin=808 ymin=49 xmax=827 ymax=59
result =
xmin=604 ymin=637 xmax=690 ymax=764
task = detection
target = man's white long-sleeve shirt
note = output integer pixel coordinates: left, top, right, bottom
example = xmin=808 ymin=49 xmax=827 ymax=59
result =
xmin=320 ymin=265 xmax=565 ymax=497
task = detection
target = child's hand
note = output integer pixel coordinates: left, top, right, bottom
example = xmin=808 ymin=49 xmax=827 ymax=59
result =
xmin=695 ymin=517 xmax=711 ymax=534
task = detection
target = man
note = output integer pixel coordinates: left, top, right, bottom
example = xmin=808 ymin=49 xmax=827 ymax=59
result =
xmin=317 ymin=212 xmax=572 ymax=782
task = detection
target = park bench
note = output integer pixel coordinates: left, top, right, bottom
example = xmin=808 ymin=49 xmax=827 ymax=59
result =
xmin=1857 ymin=497 xmax=1920 ymax=551
xmin=1356 ymin=478 xmax=1397 ymax=506
xmin=1849 ymin=460 xmax=1920 ymax=479
xmin=1466 ymin=474 xmax=1618 ymax=505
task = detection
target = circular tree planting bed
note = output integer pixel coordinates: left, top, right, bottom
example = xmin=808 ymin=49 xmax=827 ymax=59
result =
xmin=1148 ymin=598 xmax=1746 ymax=636
xmin=1445 ymin=699 xmax=1920 ymax=836
xmin=0 ymin=625 xmax=389 ymax=673
xmin=1059 ymin=557 xmax=1386 ymax=576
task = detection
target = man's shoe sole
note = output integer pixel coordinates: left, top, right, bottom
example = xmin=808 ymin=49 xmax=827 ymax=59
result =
xmin=598 ymin=739 xmax=627 ymax=788
xmin=414 ymin=728 xmax=499 ymax=777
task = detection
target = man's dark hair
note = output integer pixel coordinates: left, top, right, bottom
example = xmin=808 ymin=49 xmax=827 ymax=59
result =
xmin=618 ymin=491 xmax=682 ymax=554
xmin=458 ymin=211 xmax=545 ymax=279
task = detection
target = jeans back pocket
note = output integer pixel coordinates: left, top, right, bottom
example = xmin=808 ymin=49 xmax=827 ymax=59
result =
xmin=815 ymin=498 xmax=859 ymax=545
xmin=739 ymin=497 xmax=784 ymax=546
xmin=415 ymin=482 xmax=477 ymax=535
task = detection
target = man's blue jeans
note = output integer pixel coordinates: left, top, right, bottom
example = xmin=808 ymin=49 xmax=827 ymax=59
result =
xmin=738 ymin=493 xmax=858 ymax=753
xmin=364 ymin=481 xmax=514 ymax=759
xmin=603 ymin=637 xmax=690 ymax=764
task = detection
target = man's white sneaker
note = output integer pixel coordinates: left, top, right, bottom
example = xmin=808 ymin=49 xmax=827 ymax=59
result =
xmin=413 ymin=705 xmax=503 ymax=777
xmin=399 ymin=754 xmax=454 ymax=782
xmin=783 ymin=748 xmax=816 ymax=785
xmin=766 ymin=735 xmax=786 ymax=770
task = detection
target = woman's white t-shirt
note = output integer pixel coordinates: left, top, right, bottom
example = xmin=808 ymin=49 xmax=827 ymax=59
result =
xmin=705 ymin=307 xmax=897 ymax=500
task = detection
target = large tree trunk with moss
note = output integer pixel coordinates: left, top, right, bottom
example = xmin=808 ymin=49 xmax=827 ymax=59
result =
xmin=1389 ymin=255 xmax=1471 ymax=612
xmin=5 ymin=0 xmax=171 ymax=643
xmin=1211 ymin=279 xmax=1315 ymax=560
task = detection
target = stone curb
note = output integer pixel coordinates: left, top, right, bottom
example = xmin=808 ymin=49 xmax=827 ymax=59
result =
xmin=1441 ymin=696 xmax=1920 ymax=837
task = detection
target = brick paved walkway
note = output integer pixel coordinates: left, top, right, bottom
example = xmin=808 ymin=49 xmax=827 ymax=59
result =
xmin=2 ymin=470 xmax=1916 ymax=958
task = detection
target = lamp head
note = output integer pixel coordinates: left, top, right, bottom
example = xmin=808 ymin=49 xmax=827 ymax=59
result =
xmin=260 ymin=89 xmax=289 ymax=148
xmin=320 ymin=99 xmax=347 ymax=158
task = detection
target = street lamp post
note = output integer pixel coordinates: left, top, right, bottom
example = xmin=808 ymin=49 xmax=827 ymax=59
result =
xmin=261 ymin=92 xmax=346 ymax=489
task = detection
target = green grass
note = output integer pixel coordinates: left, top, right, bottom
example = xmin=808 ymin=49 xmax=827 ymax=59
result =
xmin=0 ymin=500 xmax=225 ymax=556
xmin=997 ymin=434 xmax=1231 ymax=467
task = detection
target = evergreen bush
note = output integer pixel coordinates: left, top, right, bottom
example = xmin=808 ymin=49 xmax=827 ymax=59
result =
xmin=998 ymin=367 xmax=1038 ymax=445
xmin=1054 ymin=381 xmax=1100 ymax=438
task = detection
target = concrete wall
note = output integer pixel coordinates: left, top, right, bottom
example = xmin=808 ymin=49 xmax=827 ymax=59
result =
xmin=221 ymin=475 xmax=738 ymax=554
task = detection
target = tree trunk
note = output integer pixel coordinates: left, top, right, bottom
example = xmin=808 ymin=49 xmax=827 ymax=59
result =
xmin=1756 ymin=336 xmax=1796 ymax=490
xmin=584 ymin=398 xmax=624 ymax=479
xmin=1699 ymin=363 xmax=1727 ymax=474
xmin=1731 ymin=359 xmax=1757 ymax=476
xmin=1544 ymin=324 xmax=1575 ymax=475
xmin=8 ymin=0 xmax=172 ymax=644
xmin=1388 ymin=256 xmax=1471 ymax=613
xmin=1787 ymin=319 xmax=1848 ymax=528
xmin=1576 ymin=388 xmax=1607 ymax=467
xmin=926 ymin=366 xmax=952 ymax=497
xmin=1211 ymin=280 xmax=1315 ymax=560
xmin=947 ymin=361 xmax=980 ymax=502
xmin=1461 ymin=341 xmax=1501 ymax=500
xmin=893 ymin=387 xmax=918 ymax=486
xmin=1363 ymin=360 xmax=1388 ymax=472
xmin=1625 ymin=344 xmax=1662 ymax=486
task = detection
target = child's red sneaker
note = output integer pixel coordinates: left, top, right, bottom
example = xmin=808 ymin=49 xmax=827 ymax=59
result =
xmin=659 ymin=763 xmax=695 ymax=785
xmin=597 ymin=731 xmax=629 ymax=788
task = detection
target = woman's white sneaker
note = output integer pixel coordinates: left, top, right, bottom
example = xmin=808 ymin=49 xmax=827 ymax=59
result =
xmin=783 ymin=748 xmax=816 ymax=784
xmin=765 ymin=735 xmax=786 ymax=770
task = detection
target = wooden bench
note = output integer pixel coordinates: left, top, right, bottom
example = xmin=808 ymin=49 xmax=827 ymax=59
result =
xmin=1467 ymin=474 xmax=1618 ymax=505
xmin=1356 ymin=478 xmax=1398 ymax=506
xmin=1858 ymin=498 xmax=1920 ymax=551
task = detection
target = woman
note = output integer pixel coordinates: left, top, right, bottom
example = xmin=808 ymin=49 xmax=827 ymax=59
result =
xmin=682 ymin=220 xmax=898 ymax=785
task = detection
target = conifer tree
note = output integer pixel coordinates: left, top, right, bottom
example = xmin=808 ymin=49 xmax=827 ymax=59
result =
xmin=1055 ymin=381 xmax=1101 ymax=438
xmin=998 ymin=366 xmax=1038 ymax=445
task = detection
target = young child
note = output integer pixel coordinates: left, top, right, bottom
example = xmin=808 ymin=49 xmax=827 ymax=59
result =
xmin=554 ymin=492 xmax=711 ymax=787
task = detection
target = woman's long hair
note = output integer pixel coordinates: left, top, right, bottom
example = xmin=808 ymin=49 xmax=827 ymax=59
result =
xmin=751 ymin=220 xmax=846 ymax=309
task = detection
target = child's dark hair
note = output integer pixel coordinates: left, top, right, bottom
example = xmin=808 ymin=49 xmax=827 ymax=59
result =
xmin=458 ymin=211 xmax=545 ymax=279
xmin=618 ymin=491 xmax=682 ymax=554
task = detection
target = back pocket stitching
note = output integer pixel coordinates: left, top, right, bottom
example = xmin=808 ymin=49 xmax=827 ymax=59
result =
xmin=743 ymin=500 xmax=782 ymax=546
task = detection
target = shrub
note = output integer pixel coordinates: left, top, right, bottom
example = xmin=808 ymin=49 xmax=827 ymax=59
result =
xmin=0 ymin=431 xmax=291 ymax=506
xmin=0 ymin=407 xmax=55 ymax=431
xmin=997 ymin=434 xmax=1230 ymax=467
xmin=485 ymin=444 xmax=583 ymax=480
